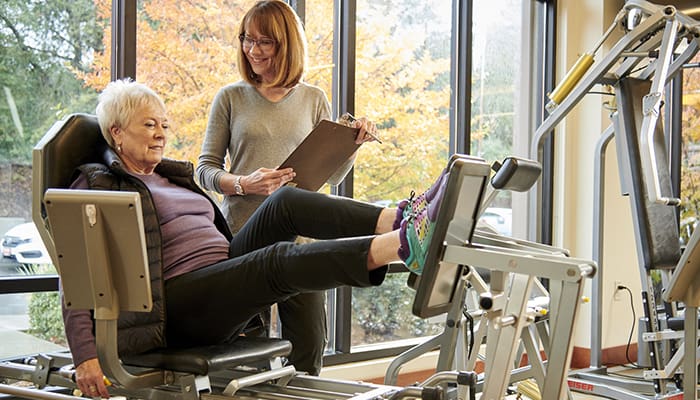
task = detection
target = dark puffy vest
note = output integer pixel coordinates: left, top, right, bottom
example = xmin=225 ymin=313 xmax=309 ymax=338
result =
xmin=77 ymin=147 xmax=232 ymax=356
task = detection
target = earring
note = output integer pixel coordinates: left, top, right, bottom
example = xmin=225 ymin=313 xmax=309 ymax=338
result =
xmin=117 ymin=145 xmax=122 ymax=153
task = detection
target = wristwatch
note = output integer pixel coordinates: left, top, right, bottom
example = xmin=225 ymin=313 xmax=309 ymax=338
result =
xmin=234 ymin=175 xmax=246 ymax=196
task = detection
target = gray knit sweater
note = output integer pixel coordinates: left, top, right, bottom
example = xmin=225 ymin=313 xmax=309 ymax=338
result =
xmin=197 ymin=81 xmax=353 ymax=233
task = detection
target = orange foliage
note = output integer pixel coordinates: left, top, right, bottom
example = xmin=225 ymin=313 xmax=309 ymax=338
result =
xmin=79 ymin=0 xmax=451 ymax=203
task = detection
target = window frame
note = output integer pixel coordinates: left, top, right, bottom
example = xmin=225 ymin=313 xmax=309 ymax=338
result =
xmin=0 ymin=0 xmax=557 ymax=365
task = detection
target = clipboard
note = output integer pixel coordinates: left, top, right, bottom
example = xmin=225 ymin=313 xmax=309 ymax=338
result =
xmin=278 ymin=119 xmax=360 ymax=191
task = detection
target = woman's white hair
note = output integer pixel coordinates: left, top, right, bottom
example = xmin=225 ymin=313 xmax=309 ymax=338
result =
xmin=95 ymin=79 xmax=166 ymax=148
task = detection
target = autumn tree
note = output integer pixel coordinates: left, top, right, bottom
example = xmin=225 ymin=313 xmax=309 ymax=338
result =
xmin=351 ymin=1 xmax=451 ymax=204
xmin=79 ymin=0 xmax=451 ymax=206
xmin=0 ymin=0 xmax=102 ymax=163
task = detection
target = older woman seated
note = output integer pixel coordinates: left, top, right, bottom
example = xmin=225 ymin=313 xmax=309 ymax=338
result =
xmin=64 ymin=79 xmax=448 ymax=398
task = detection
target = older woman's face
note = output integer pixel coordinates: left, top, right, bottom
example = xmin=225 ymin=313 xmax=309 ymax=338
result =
xmin=111 ymin=102 xmax=169 ymax=175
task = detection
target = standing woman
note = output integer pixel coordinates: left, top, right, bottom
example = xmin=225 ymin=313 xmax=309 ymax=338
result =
xmin=196 ymin=0 xmax=377 ymax=375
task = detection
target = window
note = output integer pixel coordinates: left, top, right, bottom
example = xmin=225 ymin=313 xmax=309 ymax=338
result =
xmin=134 ymin=0 xmax=259 ymax=161
xmin=0 ymin=0 xmax=538 ymax=364
xmin=304 ymin=0 xmax=334 ymax=104
xmin=471 ymin=0 xmax=522 ymax=230
xmin=348 ymin=0 xmax=524 ymax=350
xmin=0 ymin=0 xmax=104 ymax=359
xmin=349 ymin=0 xmax=452 ymax=349
xmin=471 ymin=0 xmax=521 ymax=161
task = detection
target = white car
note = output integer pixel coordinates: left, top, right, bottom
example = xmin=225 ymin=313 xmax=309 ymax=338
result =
xmin=1 ymin=222 xmax=52 ymax=265
xmin=478 ymin=207 xmax=513 ymax=236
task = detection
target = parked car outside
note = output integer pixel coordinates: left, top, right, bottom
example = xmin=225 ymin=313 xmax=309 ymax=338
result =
xmin=1 ymin=222 xmax=52 ymax=265
xmin=478 ymin=207 xmax=513 ymax=236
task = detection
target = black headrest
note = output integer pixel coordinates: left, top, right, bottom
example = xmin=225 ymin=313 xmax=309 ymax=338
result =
xmin=36 ymin=113 xmax=108 ymax=191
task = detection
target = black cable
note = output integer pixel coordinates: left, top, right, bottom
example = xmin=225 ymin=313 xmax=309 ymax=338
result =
xmin=607 ymin=370 xmax=648 ymax=381
xmin=588 ymin=91 xmax=615 ymax=96
xmin=463 ymin=306 xmax=475 ymax=359
xmin=620 ymin=285 xmax=641 ymax=368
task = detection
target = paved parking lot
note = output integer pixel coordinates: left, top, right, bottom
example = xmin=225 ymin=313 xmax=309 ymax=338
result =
xmin=0 ymin=256 xmax=66 ymax=359
xmin=1 ymin=256 xmax=31 ymax=332
xmin=0 ymin=256 xmax=20 ymax=274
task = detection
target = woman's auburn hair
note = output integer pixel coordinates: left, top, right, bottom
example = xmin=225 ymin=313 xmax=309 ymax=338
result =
xmin=237 ymin=0 xmax=307 ymax=88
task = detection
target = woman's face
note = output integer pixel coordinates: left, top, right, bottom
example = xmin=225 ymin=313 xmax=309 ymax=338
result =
xmin=111 ymin=102 xmax=169 ymax=175
xmin=243 ymin=23 xmax=278 ymax=83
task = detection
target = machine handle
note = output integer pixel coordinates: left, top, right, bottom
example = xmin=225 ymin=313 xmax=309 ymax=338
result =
xmin=638 ymin=17 xmax=682 ymax=207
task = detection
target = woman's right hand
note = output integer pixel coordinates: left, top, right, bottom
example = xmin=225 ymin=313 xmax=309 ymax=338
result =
xmin=75 ymin=358 xmax=110 ymax=398
xmin=238 ymin=167 xmax=295 ymax=196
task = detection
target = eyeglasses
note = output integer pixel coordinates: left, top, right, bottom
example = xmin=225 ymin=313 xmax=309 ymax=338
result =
xmin=239 ymin=34 xmax=276 ymax=51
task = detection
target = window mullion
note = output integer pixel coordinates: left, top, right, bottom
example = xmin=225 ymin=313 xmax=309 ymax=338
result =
xmin=111 ymin=0 xmax=137 ymax=81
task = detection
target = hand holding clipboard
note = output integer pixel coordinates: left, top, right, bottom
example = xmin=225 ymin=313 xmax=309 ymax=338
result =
xmin=278 ymin=116 xmax=380 ymax=191
xmin=338 ymin=113 xmax=382 ymax=144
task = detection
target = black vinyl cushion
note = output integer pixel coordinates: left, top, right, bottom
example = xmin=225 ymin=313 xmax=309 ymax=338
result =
xmin=615 ymin=78 xmax=680 ymax=270
xmin=41 ymin=113 xmax=107 ymax=191
xmin=121 ymin=336 xmax=292 ymax=375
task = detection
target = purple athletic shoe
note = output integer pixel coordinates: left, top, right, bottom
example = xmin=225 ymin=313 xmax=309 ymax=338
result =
xmin=397 ymin=171 xmax=449 ymax=274
xmin=392 ymin=168 xmax=448 ymax=230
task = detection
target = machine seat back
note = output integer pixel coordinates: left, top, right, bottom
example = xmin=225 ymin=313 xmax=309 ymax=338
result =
xmin=614 ymin=78 xmax=680 ymax=270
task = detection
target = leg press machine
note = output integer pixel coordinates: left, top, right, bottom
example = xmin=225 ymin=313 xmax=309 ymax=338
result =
xmin=0 ymin=114 xmax=596 ymax=400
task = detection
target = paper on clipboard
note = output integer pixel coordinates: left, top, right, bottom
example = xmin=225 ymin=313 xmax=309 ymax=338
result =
xmin=278 ymin=119 xmax=360 ymax=191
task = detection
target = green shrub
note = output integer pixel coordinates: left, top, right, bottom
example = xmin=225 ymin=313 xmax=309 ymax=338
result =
xmin=27 ymin=291 xmax=66 ymax=346
xmin=18 ymin=263 xmax=67 ymax=346
xmin=352 ymin=273 xmax=443 ymax=345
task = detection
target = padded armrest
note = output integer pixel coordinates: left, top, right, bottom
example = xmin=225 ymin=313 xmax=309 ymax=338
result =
xmin=121 ymin=337 xmax=292 ymax=376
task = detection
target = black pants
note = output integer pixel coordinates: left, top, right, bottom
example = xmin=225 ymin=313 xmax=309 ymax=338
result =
xmin=276 ymin=291 xmax=327 ymax=375
xmin=164 ymin=187 xmax=387 ymax=371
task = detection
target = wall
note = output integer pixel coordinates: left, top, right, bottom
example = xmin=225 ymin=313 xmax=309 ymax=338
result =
xmin=554 ymin=0 xmax=645 ymax=363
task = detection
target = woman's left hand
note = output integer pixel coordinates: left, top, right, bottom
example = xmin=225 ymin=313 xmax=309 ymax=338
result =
xmin=75 ymin=358 xmax=110 ymax=398
xmin=353 ymin=117 xmax=379 ymax=144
